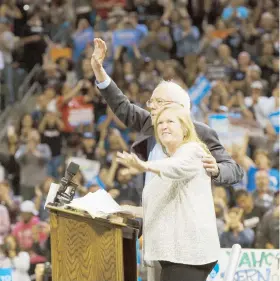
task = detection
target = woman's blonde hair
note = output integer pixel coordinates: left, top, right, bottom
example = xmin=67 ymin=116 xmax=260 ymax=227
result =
xmin=154 ymin=105 xmax=211 ymax=155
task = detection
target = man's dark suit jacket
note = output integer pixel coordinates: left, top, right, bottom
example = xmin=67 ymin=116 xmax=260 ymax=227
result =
xmin=99 ymin=80 xmax=244 ymax=186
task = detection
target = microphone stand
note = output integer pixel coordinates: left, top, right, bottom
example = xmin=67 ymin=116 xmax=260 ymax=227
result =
xmin=52 ymin=161 xmax=80 ymax=206
xmin=53 ymin=178 xmax=78 ymax=206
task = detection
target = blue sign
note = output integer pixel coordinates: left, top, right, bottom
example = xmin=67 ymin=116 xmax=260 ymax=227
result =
xmin=208 ymin=114 xmax=229 ymax=133
xmin=136 ymin=239 xmax=142 ymax=281
xmin=188 ymin=75 xmax=212 ymax=105
xmin=0 ymin=268 xmax=12 ymax=281
xmin=228 ymin=112 xmax=242 ymax=119
xmin=269 ymin=110 xmax=280 ymax=134
xmin=208 ymin=263 xmax=220 ymax=279
xmin=72 ymin=27 xmax=94 ymax=62
xmin=112 ymin=29 xmax=139 ymax=47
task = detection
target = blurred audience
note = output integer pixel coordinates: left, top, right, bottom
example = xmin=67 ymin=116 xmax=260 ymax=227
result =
xmin=0 ymin=0 xmax=279 ymax=280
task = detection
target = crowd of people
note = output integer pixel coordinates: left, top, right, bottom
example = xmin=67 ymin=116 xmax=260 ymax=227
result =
xmin=0 ymin=0 xmax=279 ymax=280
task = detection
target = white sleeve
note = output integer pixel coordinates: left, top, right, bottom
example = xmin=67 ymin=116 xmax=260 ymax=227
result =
xmin=147 ymin=143 xmax=206 ymax=181
xmin=12 ymin=252 xmax=30 ymax=272
xmin=96 ymin=74 xmax=111 ymax=89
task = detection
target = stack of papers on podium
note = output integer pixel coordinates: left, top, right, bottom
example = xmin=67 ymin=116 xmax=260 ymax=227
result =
xmin=66 ymin=189 xmax=124 ymax=219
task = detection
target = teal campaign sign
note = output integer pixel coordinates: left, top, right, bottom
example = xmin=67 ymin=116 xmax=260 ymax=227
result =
xmin=0 ymin=268 xmax=12 ymax=281
xmin=188 ymin=75 xmax=212 ymax=105
xmin=269 ymin=110 xmax=280 ymax=134
xmin=206 ymin=249 xmax=280 ymax=281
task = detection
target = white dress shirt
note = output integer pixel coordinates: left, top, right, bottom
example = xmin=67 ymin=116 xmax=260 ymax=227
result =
xmin=143 ymin=142 xmax=220 ymax=265
xmin=96 ymin=75 xmax=111 ymax=89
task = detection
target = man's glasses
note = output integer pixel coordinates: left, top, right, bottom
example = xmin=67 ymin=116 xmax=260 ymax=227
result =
xmin=146 ymin=98 xmax=183 ymax=109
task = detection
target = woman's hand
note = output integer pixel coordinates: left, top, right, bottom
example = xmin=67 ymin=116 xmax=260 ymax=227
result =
xmin=120 ymin=205 xmax=135 ymax=216
xmin=116 ymin=152 xmax=148 ymax=173
xmin=202 ymin=154 xmax=219 ymax=177
xmin=120 ymin=205 xmax=143 ymax=218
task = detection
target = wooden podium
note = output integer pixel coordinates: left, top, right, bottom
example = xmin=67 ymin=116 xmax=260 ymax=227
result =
xmin=47 ymin=205 xmax=140 ymax=281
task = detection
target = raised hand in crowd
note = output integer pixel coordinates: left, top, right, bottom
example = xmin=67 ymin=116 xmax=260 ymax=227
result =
xmin=230 ymin=135 xmax=254 ymax=173
xmin=15 ymin=129 xmax=51 ymax=169
xmin=103 ymin=152 xmax=119 ymax=188
xmin=114 ymin=46 xmax=123 ymax=61
xmin=95 ymin=128 xmax=107 ymax=159
xmin=224 ymin=208 xmax=244 ymax=232
xmin=59 ymin=80 xmax=85 ymax=105
xmin=0 ymin=1 xmax=22 ymax=19
xmin=212 ymin=81 xmax=229 ymax=106
xmin=98 ymin=106 xmax=127 ymax=132
xmin=34 ymin=185 xmax=43 ymax=213
xmin=0 ymin=182 xmax=16 ymax=211
xmin=236 ymin=91 xmax=254 ymax=120
xmin=108 ymin=128 xmax=129 ymax=152
xmin=7 ymin=126 xmax=18 ymax=155
xmin=220 ymin=207 xmax=255 ymax=247
xmin=38 ymin=111 xmax=64 ymax=133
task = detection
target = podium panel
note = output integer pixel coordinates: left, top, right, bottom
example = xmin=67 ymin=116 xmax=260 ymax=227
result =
xmin=48 ymin=206 xmax=138 ymax=281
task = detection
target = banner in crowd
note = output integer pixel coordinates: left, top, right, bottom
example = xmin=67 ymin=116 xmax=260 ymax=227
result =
xmin=207 ymin=249 xmax=280 ymax=281
xmin=112 ymin=29 xmax=139 ymax=47
xmin=208 ymin=114 xmax=230 ymax=146
xmin=0 ymin=268 xmax=12 ymax=281
xmin=67 ymin=157 xmax=100 ymax=184
xmin=50 ymin=47 xmax=72 ymax=62
xmin=269 ymin=110 xmax=280 ymax=134
xmin=94 ymin=0 xmax=125 ymax=9
xmin=188 ymin=75 xmax=212 ymax=105
xmin=67 ymin=104 xmax=94 ymax=127
xmin=208 ymin=114 xmax=248 ymax=147
xmin=210 ymin=28 xmax=236 ymax=39
xmin=206 ymin=64 xmax=228 ymax=81
xmin=0 ymin=51 xmax=4 ymax=70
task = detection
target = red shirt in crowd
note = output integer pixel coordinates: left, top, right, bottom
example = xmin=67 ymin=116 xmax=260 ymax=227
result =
xmin=93 ymin=0 xmax=126 ymax=18
xmin=56 ymin=96 xmax=93 ymax=133
xmin=12 ymin=216 xmax=48 ymax=251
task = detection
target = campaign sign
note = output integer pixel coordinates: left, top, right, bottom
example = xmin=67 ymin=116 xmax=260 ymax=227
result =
xmin=207 ymin=249 xmax=280 ymax=281
xmin=208 ymin=114 xmax=231 ymax=147
xmin=68 ymin=105 xmax=94 ymax=127
xmin=208 ymin=114 xmax=229 ymax=134
xmin=0 ymin=268 xmax=12 ymax=281
xmin=269 ymin=110 xmax=280 ymax=134
xmin=112 ymin=29 xmax=139 ymax=47
xmin=188 ymin=75 xmax=212 ymax=105
xmin=67 ymin=157 xmax=100 ymax=184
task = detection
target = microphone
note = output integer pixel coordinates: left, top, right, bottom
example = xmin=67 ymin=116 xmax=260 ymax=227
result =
xmin=65 ymin=162 xmax=80 ymax=182
xmin=54 ymin=162 xmax=80 ymax=206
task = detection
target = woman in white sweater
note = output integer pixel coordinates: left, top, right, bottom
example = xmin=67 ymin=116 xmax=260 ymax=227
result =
xmin=117 ymin=105 xmax=220 ymax=281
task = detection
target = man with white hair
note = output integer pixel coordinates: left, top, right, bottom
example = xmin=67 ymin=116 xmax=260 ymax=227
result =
xmin=91 ymin=38 xmax=243 ymax=281
xmin=91 ymin=38 xmax=243 ymax=185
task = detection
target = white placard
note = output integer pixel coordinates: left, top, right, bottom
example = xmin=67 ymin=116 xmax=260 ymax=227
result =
xmin=67 ymin=157 xmax=100 ymax=183
xmin=0 ymin=51 xmax=4 ymax=70
xmin=207 ymin=249 xmax=280 ymax=281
